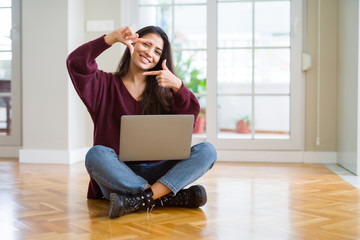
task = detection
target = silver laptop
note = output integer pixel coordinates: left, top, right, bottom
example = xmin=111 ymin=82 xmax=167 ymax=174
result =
xmin=119 ymin=115 xmax=194 ymax=161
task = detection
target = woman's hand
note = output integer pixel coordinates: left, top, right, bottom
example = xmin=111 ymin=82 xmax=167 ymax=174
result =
xmin=143 ymin=59 xmax=183 ymax=92
xmin=104 ymin=26 xmax=152 ymax=54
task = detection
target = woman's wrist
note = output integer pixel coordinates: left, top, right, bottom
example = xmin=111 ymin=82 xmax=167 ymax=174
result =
xmin=172 ymin=79 xmax=183 ymax=93
xmin=104 ymin=32 xmax=117 ymax=46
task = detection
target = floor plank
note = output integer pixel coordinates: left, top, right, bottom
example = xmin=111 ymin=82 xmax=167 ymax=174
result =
xmin=1 ymin=159 xmax=360 ymax=240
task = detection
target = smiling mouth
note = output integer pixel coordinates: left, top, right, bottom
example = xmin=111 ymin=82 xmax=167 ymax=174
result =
xmin=140 ymin=55 xmax=151 ymax=64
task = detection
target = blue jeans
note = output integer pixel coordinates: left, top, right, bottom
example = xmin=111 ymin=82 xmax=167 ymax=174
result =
xmin=85 ymin=142 xmax=217 ymax=199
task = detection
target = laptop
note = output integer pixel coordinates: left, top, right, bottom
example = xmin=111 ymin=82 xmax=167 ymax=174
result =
xmin=119 ymin=115 xmax=194 ymax=161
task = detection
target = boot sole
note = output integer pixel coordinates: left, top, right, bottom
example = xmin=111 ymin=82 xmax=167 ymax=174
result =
xmin=189 ymin=185 xmax=207 ymax=207
xmin=109 ymin=193 xmax=125 ymax=218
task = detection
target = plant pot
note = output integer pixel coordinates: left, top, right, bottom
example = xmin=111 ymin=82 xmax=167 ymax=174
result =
xmin=236 ymin=120 xmax=251 ymax=134
xmin=193 ymin=116 xmax=206 ymax=134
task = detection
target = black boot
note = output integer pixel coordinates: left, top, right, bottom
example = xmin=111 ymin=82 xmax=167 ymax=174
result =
xmin=109 ymin=188 xmax=155 ymax=218
xmin=156 ymin=185 xmax=207 ymax=208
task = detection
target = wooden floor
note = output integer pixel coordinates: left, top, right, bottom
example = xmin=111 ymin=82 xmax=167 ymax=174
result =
xmin=1 ymin=159 xmax=360 ymax=240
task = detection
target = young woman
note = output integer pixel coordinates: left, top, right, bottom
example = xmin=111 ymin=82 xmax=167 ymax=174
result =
xmin=66 ymin=26 xmax=217 ymax=218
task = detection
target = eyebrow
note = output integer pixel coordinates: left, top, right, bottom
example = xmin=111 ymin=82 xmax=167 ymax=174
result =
xmin=148 ymin=42 xmax=163 ymax=52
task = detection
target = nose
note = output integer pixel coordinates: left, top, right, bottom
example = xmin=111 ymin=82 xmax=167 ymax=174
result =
xmin=144 ymin=48 xmax=152 ymax=57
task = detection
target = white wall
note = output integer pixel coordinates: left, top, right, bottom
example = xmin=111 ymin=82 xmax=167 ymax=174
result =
xmin=17 ymin=0 xmax=122 ymax=162
xmin=68 ymin=0 xmax=87 ymax=151
xmin=85 ymin=0 xmax=122 ymax=72
xmin=337 ymin=0 xmax=359 ymax=174
xmin=22 ymin=0 xmax=69 ymax=150
xmin=20 ymin=0 xmax=87 ymax=164
xmin=305 ymin=0 xmax=338 ymax=152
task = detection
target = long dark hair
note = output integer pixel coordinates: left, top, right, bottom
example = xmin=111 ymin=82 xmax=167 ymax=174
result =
xmin=114 ymin=26 xmax=174 ymax=114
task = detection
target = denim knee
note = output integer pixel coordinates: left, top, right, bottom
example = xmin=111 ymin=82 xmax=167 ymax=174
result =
xmin=85 ymin=145 xmax=112 ymax=171
xmin=195 ymin=142 xmax=217 ymax=169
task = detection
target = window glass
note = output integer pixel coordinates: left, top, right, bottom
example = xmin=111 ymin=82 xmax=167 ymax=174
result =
xmin=174 ymin=5 xmax=206 ymax=49
xmin=0 ymin=9 xmax=12 ymax=51
xmin=0 ymin=0 xmax=11 ymax=7
xmin=175 ymin=0 xmax=206 ymax=3
xmin=139 ymin=6 xmax=173 ymax=42
xmin=218 ymin=49 xmax=252 ymax=94
xmin=218 ymin=96 xmax=252 ymax=139
xmin=139 ymin=0 xmax=172 ymax=5
xmin=218 ymin=2 xmax=252 ymax=48
xmin=0 ymin=52 xmax=12 ymax=79
xmin=175 ymin=50 xmax=206 ymax=94
xmin=254 ymin=49 xmax=290 ymax=94
xmin=218 ymin=0 xmax=249 ymax=1
xmin=193 ymin=95 xmax=206 ymax=135
xmin=254 ymin=1 xmax=290 ymax=47
xmin=254 ymin=96 xmax=290 ymax=139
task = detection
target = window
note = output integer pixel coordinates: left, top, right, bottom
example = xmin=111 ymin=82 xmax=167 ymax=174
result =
xmin=217 ymin=0 xmax=291 ymax=140
xmin=0 ymin=0 xmax=21 ymax=145
xmin=126 ymin=0 xmax=304 ymax=150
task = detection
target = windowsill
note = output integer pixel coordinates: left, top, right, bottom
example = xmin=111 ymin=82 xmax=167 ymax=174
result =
xmin=192 ymin=133 xmax=207 ymax=139
xmin=192 ymin=132 xmax=290 ymax=140
xmin=218 ymin=132 xmax=290 ymax=140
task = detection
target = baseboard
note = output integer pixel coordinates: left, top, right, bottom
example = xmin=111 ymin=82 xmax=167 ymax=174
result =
xmin=19 ymin=147 xmax=90 ymax=164
xmin=69 ymin=147 xmax=90 ymax=164
xmin=217 ymin=150 xmax=337 ymax=164
xmin=303 ymin=151 xmax=337 ymax=164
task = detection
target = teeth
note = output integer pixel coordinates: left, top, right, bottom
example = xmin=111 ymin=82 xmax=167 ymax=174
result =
xmin=141 ymin=56 xmax=150 ymax=63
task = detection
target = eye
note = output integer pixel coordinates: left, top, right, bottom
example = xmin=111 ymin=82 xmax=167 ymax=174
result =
xmin=143 ymin=43 xmax=149 ymax=47
xmin=155 ymin=50 xmax=162 ymax=55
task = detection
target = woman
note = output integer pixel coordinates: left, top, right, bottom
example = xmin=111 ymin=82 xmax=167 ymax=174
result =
xmin=66 ymin=26 xmax=217 ymax=218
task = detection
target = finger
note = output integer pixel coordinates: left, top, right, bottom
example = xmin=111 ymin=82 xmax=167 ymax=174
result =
xmin=119 ymin=26 xmax=132 ymax=34
xmin=124 ymin=41 xmax=134 ymax=54
xmin=133 ymin=37 xmax=153 ymax=44
xmin=123 ymin=26 xmax=134 ymax=34
xmin=125 ymin=33 xmax=139 ymax=40
xmin=157 ymin=80 xmax=164 ymax=87
xmin=162 ymin=59 xmax=168 ymax=70
xmin=122 ymin=27 xmax=135 ymax=38
xmin=128 ymin=44 xmax=134 ymax=54
xmin=143 ymin=70 xmax=162 ymax=76
xmin=157 ymin=81 xmax=170 ymax=89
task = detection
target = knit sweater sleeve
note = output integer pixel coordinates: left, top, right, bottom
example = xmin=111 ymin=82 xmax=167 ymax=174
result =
xmin=66 ymin=35 xmax=112 ymax=117
xmin=172 ymin=83 xmax=200 ymax=125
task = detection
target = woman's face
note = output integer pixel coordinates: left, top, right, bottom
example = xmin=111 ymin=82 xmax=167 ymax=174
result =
xmin=131 ymin=33 xmax=164 ymax=71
